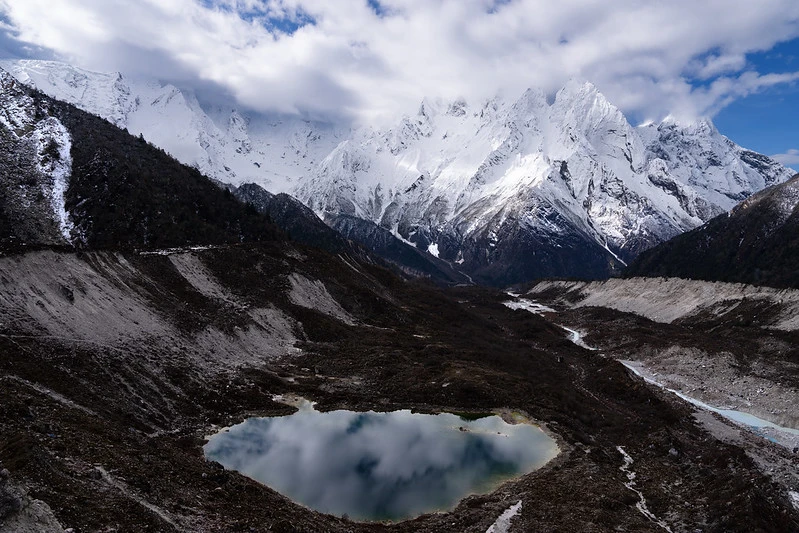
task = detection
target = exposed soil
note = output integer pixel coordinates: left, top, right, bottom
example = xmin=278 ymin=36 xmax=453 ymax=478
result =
xmin=0 ymin=247 xmax=796 ymax=532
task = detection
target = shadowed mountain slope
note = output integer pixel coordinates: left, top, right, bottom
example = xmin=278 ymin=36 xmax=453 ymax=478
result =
xmin=626 ymin=174 xmax=799 ymax=288
xmin=0 ymin=68 xmax=280 ymax=252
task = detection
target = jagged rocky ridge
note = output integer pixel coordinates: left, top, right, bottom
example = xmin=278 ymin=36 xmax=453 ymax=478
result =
xmin=3 ymin=59 xmax=793 ymax=285
xmin=626 ymin=173 xmax=799 ymax=288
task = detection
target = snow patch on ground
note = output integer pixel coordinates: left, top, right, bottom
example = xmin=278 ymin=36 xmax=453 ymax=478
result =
xmin=616 ymin=446 xmax=673 ymax=532
xmin=337 ymin=254 xmax=364 ymax=275
xmin=789 ymin=491 xmax=799 ymax=511
xmin=502 ymin=296 xmax=555 ymax=314
xmin=503 ymin=294 xmax=599 ymax=350
xmin=560 ymin=326 xmax=597 ymax=350
xmin=33 ymin=117 xmax=75 ymax=242
xmin=427 ymin=243 xmax=440 ymax=257
xmin=485 ymin=500 xmax=522 ymax=533
xmin=139 ymin=245 xmax=220 ymax=256
xmin=271 ymin=393 xmax=316 ymax=411
xmin=391 ymin=227 xmax=416 ymax=247
xmin=601 ymin=241 xmax=627 ymax=267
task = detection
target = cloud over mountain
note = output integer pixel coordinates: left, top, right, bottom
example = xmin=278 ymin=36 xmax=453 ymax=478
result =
xmin=771 ymin=148 xmax=799 ymax=170
xmin=1 ymin=0 xmax=798 ymax=124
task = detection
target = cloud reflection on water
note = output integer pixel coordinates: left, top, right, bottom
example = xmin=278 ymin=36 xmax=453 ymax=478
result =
xmin=204 ymin=409 xmax=558 ymax=521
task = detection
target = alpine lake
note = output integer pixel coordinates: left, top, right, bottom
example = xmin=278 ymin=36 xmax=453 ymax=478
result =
xmin=204 ymin=398 xmax=559 ymax=522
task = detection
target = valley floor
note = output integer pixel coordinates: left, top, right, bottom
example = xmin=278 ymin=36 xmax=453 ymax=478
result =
xmin=527 ymin=278 xmax=799 ymax=520
xmin=0 ymin=248 xmax=796 ymax=532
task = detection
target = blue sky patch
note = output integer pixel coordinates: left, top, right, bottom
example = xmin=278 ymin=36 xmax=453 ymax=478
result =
xmin=199 ymin=1 xmax=316 ymax=35
xmin=714 ymin=37 xmax=799 ymax=163
xmin=367 ymin=0 xmax=388 ymax=18
xmin=261 ymin=10 xmax=316 ymax=35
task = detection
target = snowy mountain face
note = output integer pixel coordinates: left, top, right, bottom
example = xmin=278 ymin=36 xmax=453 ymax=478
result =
xmin=0 ymin=60 xmax=345 ymax=193
xmin=6 ymin=60 xmax=793 ymax=284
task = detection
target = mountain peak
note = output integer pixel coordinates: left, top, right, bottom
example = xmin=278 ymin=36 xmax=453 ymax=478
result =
xmin=659 ymin=114 xmax=717 ymax=134
xmin=556 ymin=79 xmax=601 ymax=101
xmin=417 ymin=97 xmax=443 ymax=120
xmin=3 ymin=58 xmax=794 ymax=285
xmin=550 ymin=78 xmax=630 ymax=142
xmin=446 ymin=98 xmax=468 ymax=117
xmin=684 ymin=117 xmax=718 ymax=136
xmin=515 ymin=87 xmax=547 ymax=107
xmin=553 ymin=79 xmax=619 ymax=118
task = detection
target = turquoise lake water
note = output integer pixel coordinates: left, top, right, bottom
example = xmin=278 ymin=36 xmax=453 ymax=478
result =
xmin=204 ymin=407 xmax=558 ymax=521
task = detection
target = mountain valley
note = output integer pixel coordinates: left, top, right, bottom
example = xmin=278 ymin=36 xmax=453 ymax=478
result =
xmin=1 ymin=244 xmax=798 ymax=532
xmin=0 ymin=63 xmax=797 ymax=533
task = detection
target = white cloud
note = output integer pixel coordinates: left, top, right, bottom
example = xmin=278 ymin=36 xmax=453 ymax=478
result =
xmin=771 ymin=149 xmax=799 ymax=170
xmin=1 ymin=0 xmax=798 ymax=124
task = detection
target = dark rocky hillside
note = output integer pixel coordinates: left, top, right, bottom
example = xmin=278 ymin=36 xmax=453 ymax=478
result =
xmin=625 ymin=174 xmax=799 ymax=288
xmin=230 ymin=183 xmax=355 ymax=256
xmin=328 ymin=214 xmax=472 ymax=285
xmin=58 ymin=105 xmax=281 ymax=249
xmin=448 ymin=206 xmax=623 ymax=286
xmin=0 ymin=70 xmax=280 ymax=252
xmin=231 ymin=181 xmax=473 ymax=285
xmin=230 ymin=183 xmax=471 ymax=285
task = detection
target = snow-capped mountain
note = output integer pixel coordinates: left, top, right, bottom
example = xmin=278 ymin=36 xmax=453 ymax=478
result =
xmin=0 ymin=60 xmax=344 ymax=192
xmin=4 ymin=59 xmax=793 ymax=284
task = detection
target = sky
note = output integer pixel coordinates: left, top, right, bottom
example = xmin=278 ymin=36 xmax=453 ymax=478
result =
xmin=0 ymin=0 xmax=797 ymax=169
